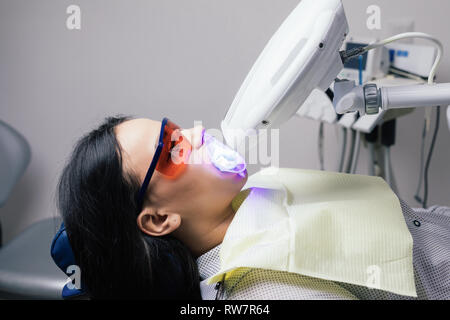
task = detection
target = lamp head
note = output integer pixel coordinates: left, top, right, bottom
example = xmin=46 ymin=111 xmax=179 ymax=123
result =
xmin=221 ymin=0 xmax=349 ymax=150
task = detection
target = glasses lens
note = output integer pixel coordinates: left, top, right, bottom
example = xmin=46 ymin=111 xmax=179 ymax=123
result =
xmin=155 ymin=120 xmax=192 ymax=178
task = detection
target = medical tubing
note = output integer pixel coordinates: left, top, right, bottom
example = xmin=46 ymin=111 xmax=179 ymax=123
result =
xmin=384 ymin=146 xmax=392 ymax=188
xmin=346 ymin=130 xmax=356 ymax=173
xmin=363 ymin=32 xmax=443 ymax=86
xmin=347 ymin=55 xmax=364 ymax=174
xmin=338 ymin=127 xmax=347 ymax=173
xmin=358 ymin=55 xmax=363 ymax=85
xmin=342 ymin=32 xmax=442 ymax=84
xmin=318 ymin=122 xmax=325 ymax=171
xmin=381 ymin=119 xmax=396 ymax=187
xmin=414 ymin=121 xmax=427 ymax=205
xmin=350 ymin=132 xmax=361 ymax=174
xmin=365 ymin=128 xmax=378 ymax=176
xmin=368 ymin=143 xmax=376 ymax=176
xmin=381 ymin=119 xmax=396 ymax=147
xmin=342 ymin=32 xmax=442 ymax=87
xmin=423 ymin=106 xmax=441 ymax=208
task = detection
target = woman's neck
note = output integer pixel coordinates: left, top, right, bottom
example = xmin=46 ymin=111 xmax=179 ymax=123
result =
xmin=177 ymin=203 xmax=236 ymax=258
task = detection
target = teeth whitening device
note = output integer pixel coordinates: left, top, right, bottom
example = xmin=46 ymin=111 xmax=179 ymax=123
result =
xmin=204 ymin=133 xmax=247 ymax=176
xmin=221 ymin=0 xmax=349 ymax=150
xmin=221 ymin=0 xmax=450 ymax=152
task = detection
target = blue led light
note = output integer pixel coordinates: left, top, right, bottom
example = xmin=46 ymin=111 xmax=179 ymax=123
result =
xmin=204 ymin=133 xmax=247 ymax=176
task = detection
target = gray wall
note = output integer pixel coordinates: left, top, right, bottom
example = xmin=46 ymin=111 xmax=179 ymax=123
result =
xmin=1 ymin=0 xmax=449 ymax=244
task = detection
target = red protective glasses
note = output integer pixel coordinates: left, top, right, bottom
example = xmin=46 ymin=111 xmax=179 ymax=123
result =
xmin=137 ymin=118 xmax=192 ymax=207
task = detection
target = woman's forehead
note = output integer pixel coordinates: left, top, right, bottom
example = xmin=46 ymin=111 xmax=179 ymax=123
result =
xmin=115 ymin=118 xmax=161 ymax=143
xmin=114 ymin=118 xmax=161 ymax=179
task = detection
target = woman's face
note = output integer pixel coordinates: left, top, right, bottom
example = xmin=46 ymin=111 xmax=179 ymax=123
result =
xmin=114 ymin=118 xmax=248 ymax=232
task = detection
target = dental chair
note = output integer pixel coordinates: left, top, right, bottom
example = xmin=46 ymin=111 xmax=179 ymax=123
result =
xmin=0 ymin=119 xmax=66 ymax=299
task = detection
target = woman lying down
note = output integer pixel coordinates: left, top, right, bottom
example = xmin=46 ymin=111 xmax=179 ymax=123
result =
xmin=54 ymin=116 xmax=450 ymax=300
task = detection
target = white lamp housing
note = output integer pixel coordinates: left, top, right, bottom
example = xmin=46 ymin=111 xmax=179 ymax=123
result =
xmin=221 ymin=0 xmax=349 ymax=149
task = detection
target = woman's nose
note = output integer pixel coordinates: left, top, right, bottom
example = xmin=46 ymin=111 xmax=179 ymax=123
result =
xmin=182 ymin=125 xmax=205 ymax=150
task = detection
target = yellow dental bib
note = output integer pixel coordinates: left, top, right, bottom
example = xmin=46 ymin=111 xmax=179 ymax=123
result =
xmin=208 ymin=168 xmax=417 ymax=297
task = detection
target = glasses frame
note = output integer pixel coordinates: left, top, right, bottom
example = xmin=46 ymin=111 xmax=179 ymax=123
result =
xmin=136 ymin=117 xmax=169 ymax=208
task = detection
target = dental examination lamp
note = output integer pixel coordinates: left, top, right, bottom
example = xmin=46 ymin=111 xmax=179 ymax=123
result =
xmin=222 ymin=0 xmax=450 ymax=151
xmin=221 ymin=0 xmax=349 ymax=149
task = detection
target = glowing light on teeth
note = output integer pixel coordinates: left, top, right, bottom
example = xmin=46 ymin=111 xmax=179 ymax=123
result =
xmin=203 ymin=133 xmax=246 ymax=176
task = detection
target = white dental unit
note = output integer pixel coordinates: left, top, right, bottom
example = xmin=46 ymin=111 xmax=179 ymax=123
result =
xmin=221 ymin=0 xmax=450 ymax=188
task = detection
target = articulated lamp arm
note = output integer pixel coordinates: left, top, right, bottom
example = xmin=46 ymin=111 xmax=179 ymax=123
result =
xmin=334 ymin=80 xmax=450 ymax=130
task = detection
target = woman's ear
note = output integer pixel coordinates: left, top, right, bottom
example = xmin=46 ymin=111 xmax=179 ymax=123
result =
xmin=137 ymin=209 xmax=181 ymax=237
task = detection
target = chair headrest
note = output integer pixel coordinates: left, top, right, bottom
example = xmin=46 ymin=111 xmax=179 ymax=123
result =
xmin=50 ymin=222 xmax=86 ymax=299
